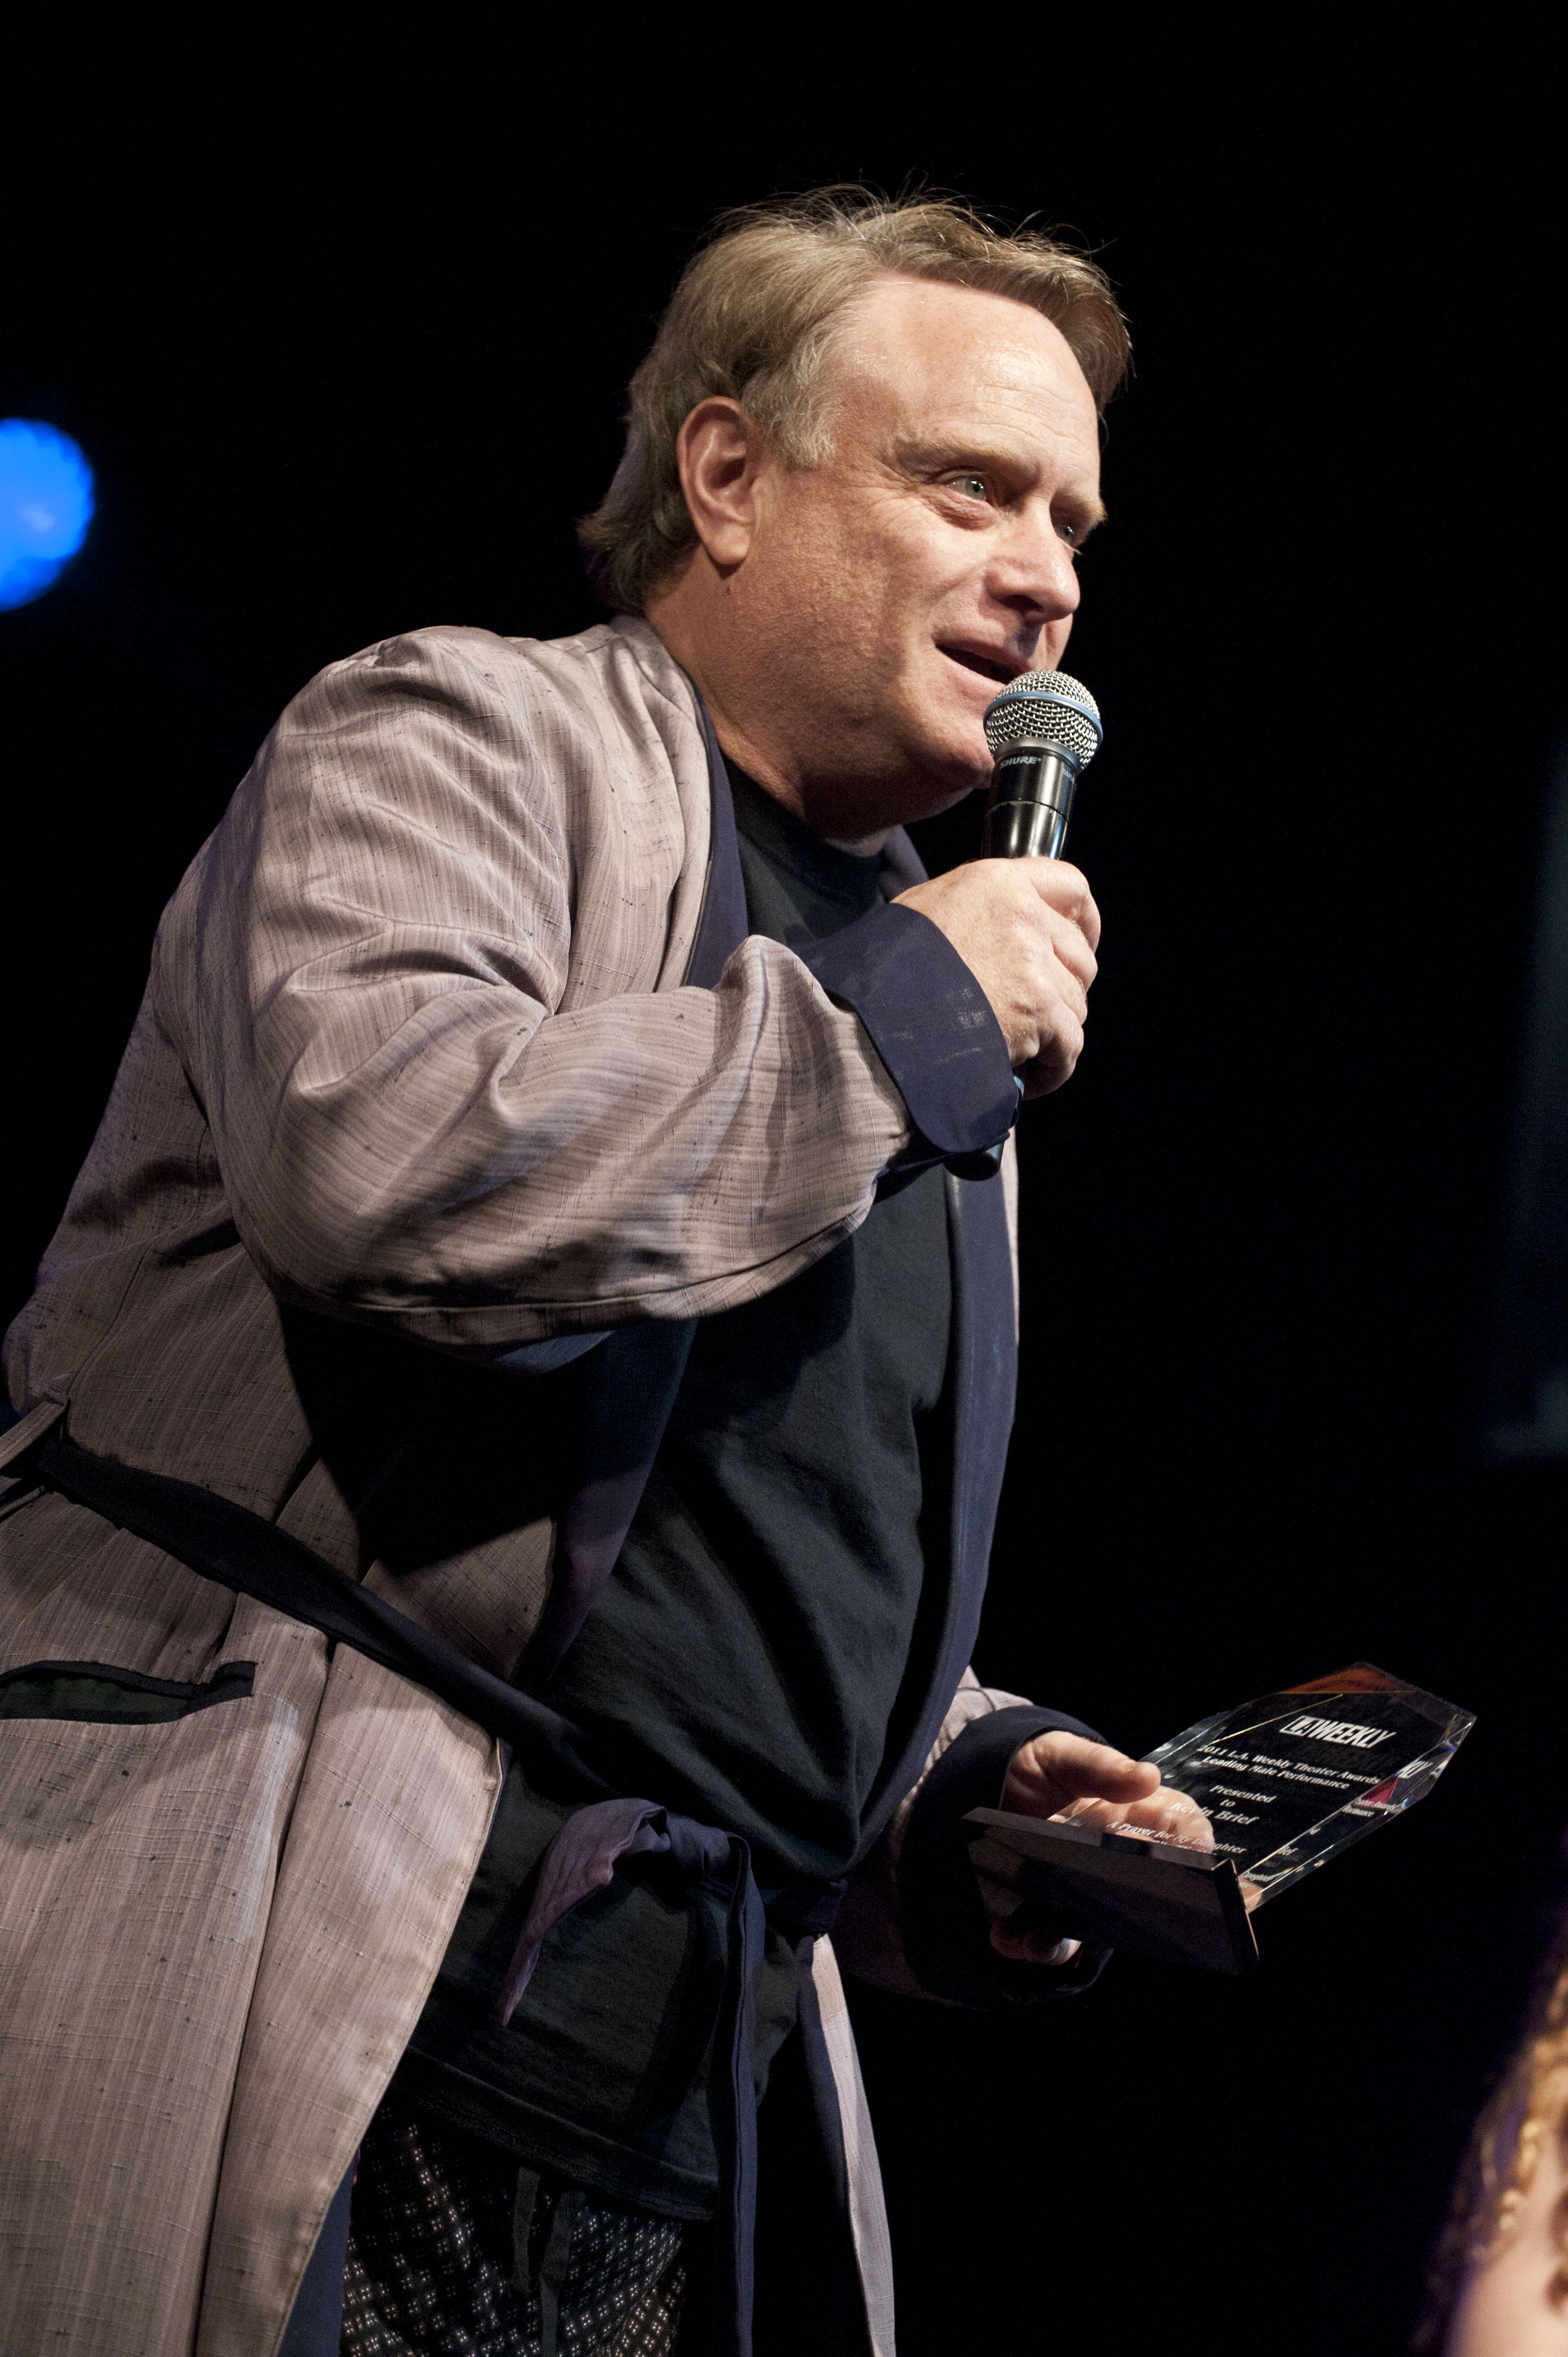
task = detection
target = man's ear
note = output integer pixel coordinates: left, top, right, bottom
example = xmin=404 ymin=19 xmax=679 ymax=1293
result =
xmin=674 ymin=397 xmax=765 ymax=572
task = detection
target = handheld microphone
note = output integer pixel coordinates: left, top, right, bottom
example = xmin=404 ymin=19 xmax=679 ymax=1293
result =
xmin=948 ymin=669 xmax=1103 ymax=1179
xmin=980 ymin=667 xmax=1103 ymax=859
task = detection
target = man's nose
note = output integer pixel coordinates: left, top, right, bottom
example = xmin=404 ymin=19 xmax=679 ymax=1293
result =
xmin=992 ymin=508 xmax=1082 ymax=625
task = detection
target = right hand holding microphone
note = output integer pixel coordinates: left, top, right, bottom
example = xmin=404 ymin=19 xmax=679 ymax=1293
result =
xmin=893 ymin=857 xmax=1101 ymax=1097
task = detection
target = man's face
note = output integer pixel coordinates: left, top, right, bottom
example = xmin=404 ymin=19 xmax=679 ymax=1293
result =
xmin=657 ymin=272 xmax=1105 ymax=838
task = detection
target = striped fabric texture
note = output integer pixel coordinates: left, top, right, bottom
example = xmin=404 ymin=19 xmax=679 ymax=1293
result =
xmin=0 ymin=618 xmax=1020 ymax=2356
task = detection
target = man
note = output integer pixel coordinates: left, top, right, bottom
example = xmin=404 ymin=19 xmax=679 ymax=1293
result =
xmin=0 ymin=190 xmax=1207 ymax=2357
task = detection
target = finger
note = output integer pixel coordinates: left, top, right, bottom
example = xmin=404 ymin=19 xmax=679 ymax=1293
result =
xmin=1003 ymin=1732 xmax=1162 ymax=1817
xmin=1044 ymin=917 xmax=1098 ymax=995
xmin=1133 ymin=1788 xmax=1213 ymax=1835
xmin=973 ymin=1867 xmax=1028 ymax=1922
xmin=1066 ymin=1784 xmax=1214 ymax=1851
xmin=1106 ymin=1791 xmax=1216 ymax=1850
xmin=1016 ymin=1008 xmax=1085 ymax=1097
xmin=1020 ymin=1049 xmax=1076 ymax=1100
xmin=1015 ymin=859 xmax=1102 ymax=953
xmin=1044 ymin=964 xmax=1091 ymax=1024
xmin=1057 ymin=1792 xmax=1165 ymax=1834
xmin=1020 ymin=921 xmax=1093 ymax=1010
xmin=1042 ymin=926 xmax=1098 ymax=995
xmin=989 ymin=1920 xmax=1083 ymax=1966
xmin=1034 ymin=1738 xmax=1160 ymax=1801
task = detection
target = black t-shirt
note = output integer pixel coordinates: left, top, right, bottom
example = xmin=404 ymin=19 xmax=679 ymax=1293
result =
xmin=397 ymin=767 xmax=954 ymax=2214
xmin=551 ymin=771 xmax=952 ymax=1882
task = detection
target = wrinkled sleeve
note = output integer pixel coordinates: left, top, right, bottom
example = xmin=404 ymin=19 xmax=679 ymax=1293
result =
xmin=833 ymin=1670 xmax=1110 ymax=2007
xmin=161 ymin=633 xmax=1002 ymax=1355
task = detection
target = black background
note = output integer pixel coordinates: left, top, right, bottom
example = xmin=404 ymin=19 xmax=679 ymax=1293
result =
xmin=6 ymin=15 xmax=1565 ymax=2353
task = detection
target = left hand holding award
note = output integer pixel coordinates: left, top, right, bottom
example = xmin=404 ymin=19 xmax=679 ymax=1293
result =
xmin=978 ymin=1665 xmax=1474 ymax=1974
xmin=984 ymin=1735 xmax=1217 ymax=1963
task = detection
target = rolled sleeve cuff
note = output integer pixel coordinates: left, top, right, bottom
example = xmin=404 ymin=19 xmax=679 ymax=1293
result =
xmin=898 ymin=1703 xmax=1112 ymax=2008
xmin=795 ymin=901 xmax=1016 ymax=1158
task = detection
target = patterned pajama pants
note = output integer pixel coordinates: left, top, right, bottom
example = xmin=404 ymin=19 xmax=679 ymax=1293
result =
xmin=340 ymin=2097 xmax=687 ymax=2357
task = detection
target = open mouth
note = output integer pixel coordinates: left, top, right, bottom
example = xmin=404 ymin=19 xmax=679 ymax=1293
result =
xmin=939 ymin=645 xmax=1018 ymax=686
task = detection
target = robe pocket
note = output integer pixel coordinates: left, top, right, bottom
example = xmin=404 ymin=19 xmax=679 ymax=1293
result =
xmin=0 ymin=1657 xmax=256 ymax=1723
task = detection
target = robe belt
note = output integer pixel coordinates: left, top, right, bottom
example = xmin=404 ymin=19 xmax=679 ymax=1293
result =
xmin=11 ymin=1423 xmax=847 ymax=2357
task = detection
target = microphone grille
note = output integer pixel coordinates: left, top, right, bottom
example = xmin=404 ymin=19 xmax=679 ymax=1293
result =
xmin=983 ymin=669 xmax=1103 ymax=766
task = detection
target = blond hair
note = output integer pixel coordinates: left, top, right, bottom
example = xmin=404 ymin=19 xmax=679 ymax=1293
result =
xmin=1415 ymin=1926 xmax=1568 ymax=2346
xmin=578 ymin=188 xmax=1131 ymax=614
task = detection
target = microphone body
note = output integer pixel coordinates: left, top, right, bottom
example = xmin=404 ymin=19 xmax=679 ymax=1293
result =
xmin=946 ymin=670 xmax=1103 ymax=1180
xmin=980 ymin=742 xmax=1080 ymax=862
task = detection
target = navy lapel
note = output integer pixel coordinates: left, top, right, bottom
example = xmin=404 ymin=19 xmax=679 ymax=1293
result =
xmin=857 ymin=1164 xmax=1017 ymax=1848
xmin=686 ymin=701 xmax=749 ymax=985
xmin=854 ymin=828 xmax=1019 ymax=1847
xmin=932 ymin=1164 xmax=1018 ymax=1745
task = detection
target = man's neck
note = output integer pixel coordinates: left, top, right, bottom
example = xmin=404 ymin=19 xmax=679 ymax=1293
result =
xmin=644 ymin=604 xmax=893 ymax=854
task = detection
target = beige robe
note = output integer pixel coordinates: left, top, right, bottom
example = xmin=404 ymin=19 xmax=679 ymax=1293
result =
xmin=0 ymin=616 xmax=1025 ymax=2357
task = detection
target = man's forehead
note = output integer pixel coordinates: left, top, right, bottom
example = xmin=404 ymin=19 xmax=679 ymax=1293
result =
xmin=828 ymin=272 xmax=1100 ymax=464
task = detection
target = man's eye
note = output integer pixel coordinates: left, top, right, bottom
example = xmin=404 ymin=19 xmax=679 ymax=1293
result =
xmin=948 ymin=474 xmax=990 ymax=502
xmin=1057 ymin=518 xmax=1078 ymax=545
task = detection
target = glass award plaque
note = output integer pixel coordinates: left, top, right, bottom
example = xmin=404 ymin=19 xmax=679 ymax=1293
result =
xmin=965 ymin=1663 xmax=1475 ymax=1975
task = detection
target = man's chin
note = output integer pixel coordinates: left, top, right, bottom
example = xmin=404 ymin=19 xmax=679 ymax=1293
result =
xmin=908 ymin=722 xmax=993 ymax=817
xmin=828 ymin=704 xmax=991 ymax=831
xmin=923 ymin=780 xmax=986 ymax=819
xmin=882 ymin=768 xmax=987 ymax=830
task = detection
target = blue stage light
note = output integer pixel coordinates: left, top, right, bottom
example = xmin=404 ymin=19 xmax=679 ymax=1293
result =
xmin=0 ymin=420 xmax=96 ymax=611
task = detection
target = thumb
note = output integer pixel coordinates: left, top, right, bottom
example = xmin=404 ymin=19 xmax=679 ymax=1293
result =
xmin=1005 ymin=1732 xmax=1162 ymax=1816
